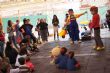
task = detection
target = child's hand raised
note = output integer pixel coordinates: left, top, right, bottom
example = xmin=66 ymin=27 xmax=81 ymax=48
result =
xmin=83 ymin=11 xmax=87 ymax=15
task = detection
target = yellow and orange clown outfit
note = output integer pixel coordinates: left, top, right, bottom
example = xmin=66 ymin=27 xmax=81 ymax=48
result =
xmin=60 ymin=12 xmax=86 ymax=41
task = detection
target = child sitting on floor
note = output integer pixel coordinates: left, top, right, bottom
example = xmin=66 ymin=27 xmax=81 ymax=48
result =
xmin=67 ymin=51 xmax=80 ymax=71
xmin=10 ymin=57 xmax=31 ymax=73
xmin=15 ymin=44 xmax=27 ymax=67
xmin=25 ymin=56 xmax=34 ymax=72
xmin=21 ymin=36 xmax=39 ymax=53
xmin=18 ymin=57 xmax=30 ymax=73
xmin=1 ymin=57 xmax=11 ymax=73
xmin=55 ymin=47 xmax=68 ymax=69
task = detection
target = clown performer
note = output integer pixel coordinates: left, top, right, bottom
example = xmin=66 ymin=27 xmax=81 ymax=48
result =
xmin=65 ymin=9 xmax=87 ymax=44
xmin=89 ymin=6 xmax=104 ymax=51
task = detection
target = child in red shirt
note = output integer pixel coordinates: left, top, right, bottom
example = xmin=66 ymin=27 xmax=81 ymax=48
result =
xmin=89 ymin=6 xmax=104 ymax=51
xmin=25 ymin=56 xmax=34 ymax=72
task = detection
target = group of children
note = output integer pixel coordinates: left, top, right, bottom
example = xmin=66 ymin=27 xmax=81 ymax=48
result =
xmin=51 ymin=47 xmax=80 ymax=71
xmin=0 ymin=41 xmax=35 ymax=73
xmin=0 ymin=56 xmax=34 ymax=73
xmin=53 ymin=5 xmax=106 ymax=71
xmin=0 ymin=5 xmax=106 ymax=73
xmin=60 ymin=6 xmax=105 ymax=51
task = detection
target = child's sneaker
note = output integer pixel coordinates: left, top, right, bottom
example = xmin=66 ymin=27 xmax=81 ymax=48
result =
xmin=70 ymin=41 xmax=74 ymax=44
xmin=50 ymin=60 xmax=55 ymax=65
xmin=78 ymin=40 xmax=82 ymax=44
xmin=96 ymin=47 xmax=105 ymax=51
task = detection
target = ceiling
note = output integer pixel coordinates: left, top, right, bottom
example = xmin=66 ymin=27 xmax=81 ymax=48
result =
xmin=0 ymin=0 xmax=109 ymax=17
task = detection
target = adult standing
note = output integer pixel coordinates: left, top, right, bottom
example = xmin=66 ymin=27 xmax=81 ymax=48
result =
xmin=106 ymin=10 xmax=110 ymax=31
xmin=66 ymin=9 xmax=87 ymax=44
xmin=36 ymin=19 xmax=41 ymax=40
xmin=19 ymin=18 xmax=36 ymax=43
xmin=15 ymin=20 xmax=23 ymax=44
xmin=44 ymin=19 xmax=49 ymax=37
xmin=0 ymin=22 xmax=4 ymax=57
xmin=52 ymin=15 xmax=59 ymax=40
xmin=37 ymin=19 xmax=48 ymax=42
xmin=7 ymin=20 xmax=19 ymax=49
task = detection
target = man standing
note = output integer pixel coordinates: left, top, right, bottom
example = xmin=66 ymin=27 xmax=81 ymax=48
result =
xmin=20 ymin=18 xmax=36 ymax=43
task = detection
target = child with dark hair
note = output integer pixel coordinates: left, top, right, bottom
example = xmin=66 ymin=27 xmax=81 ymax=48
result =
xmin=10 ymin=57 xmax=28 ymax=73
xmin=15 ymin=44 xmax=27 ymax=67
xmin=18 ymin=57 xmax=30 ymax=73
xmin=65 ymin=9 xmax=87 ymax=44
xmin=55 ymin=47 xmax=68 ymax=69
xmin=25 ymin=56 xmax=34 ymax=72
xmin=18 ymin=57 xmax=25 ymax=65
xmin=67 ymin=51 xmax=80 ymax=71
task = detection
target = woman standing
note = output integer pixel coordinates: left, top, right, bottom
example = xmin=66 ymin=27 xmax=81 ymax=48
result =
xmin=7 ymin=20 xmax=19 ymax=49
xmin=15 ymin=20 xmax=23 ymax=44
xmin=52 ymin=15 xmax=59 ymax=40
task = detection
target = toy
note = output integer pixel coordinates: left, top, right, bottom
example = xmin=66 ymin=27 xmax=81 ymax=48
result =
xmin=59 ymin=26 xmax=67 ymax=38
xmin=81 ymin=26 xmax=91 ymax=41
xmin=50 ymin=46 xmax=61 ymax=64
